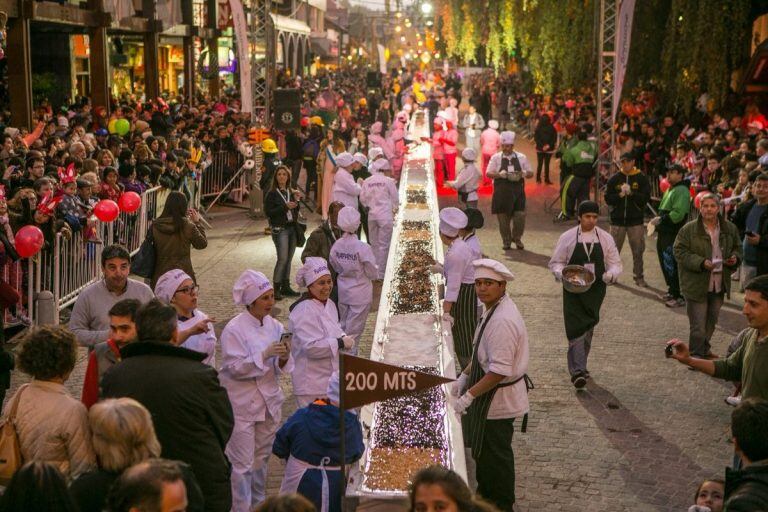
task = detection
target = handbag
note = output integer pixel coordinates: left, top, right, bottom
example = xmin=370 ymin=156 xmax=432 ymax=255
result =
xmin=131 ymin=224 xmax=156 ymax=279
xmin=0 ymin=384 xmax=28 ymax=485
xmin=293 ymin=221 xmax=307 ymax=247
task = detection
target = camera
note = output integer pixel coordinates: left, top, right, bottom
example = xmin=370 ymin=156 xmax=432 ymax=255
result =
xmin=665 ymin=344 xmax=675 ymax=358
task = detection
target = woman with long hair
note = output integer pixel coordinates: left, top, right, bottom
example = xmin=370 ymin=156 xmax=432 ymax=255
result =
xmin=264 ymin=166 xmax=302 ymax=300
xmin=150 ymin=190 xmax=207 ymax=288
xmin=409 ymin=466 xmax=499 ymax=512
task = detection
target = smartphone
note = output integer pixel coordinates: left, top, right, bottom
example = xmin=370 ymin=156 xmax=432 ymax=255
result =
xmin=664 ymin=344 xmax=674 ymax=358
xmin=280 ymin=332 xmax=293 ymax=347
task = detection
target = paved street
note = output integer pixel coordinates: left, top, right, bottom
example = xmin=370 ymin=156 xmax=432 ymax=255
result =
xmin=6 ymin=136 xmax=745 ymax=511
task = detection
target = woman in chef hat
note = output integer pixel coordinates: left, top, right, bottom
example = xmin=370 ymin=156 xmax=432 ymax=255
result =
xmin=154 ymin=269 xmax=216 ymax=366
xmin=289 ymin=257 xmax=355 ymax=408
xmin=331 ymin=152 xmax=363 ymax=210
xmin=329 ymin=206 xmax=378 ymax=355
xmin=220 ymin=269 xmax=294 ymax=512
xmin=431 ymin=207 xmax=477 ymax=369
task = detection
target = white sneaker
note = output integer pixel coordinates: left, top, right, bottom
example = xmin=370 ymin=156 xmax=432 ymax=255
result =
xmin=725 ymin=395 xmax=742 ymax=407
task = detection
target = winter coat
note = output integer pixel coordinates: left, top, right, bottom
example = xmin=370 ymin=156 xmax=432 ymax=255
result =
xmin=102 ymin=341 xmax=235 ymax=512
xmin=604 ymin=169 xmax=652 ymax=227
xmin=723 ymin=460 xmax=768 ymax=512
xmin=534 ymin=121 xmax=557 ymax=151
xmin=151 ymin=216 xmax=207 ymax=288
xmin=657 ymin=179 xmax=691 ymax=234
xmin=673 ymin=215 xmax=742 ymax=302
xmin=9 ymin=380 xmax=95 ymax=480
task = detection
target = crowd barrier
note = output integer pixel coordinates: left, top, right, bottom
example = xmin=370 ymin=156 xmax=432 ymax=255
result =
xmin=199 ymin=150 xmax=248 ymax=203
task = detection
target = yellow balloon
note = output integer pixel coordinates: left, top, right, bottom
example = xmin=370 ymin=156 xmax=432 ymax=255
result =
xmin=108 ymin=118 xmax=118 ymax=134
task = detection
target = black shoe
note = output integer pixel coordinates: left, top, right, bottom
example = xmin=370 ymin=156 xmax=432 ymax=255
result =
xmin=282 ymin=284 xmax=300 ymax=297
xmin=502 ymin=245 xmax=512 ymax=250
xmin=536 ymin=178 xmax=542 ymax=184
xmin=274 ymin=290 xmax=284 ymax=301
xmin=545 ymin=179 xmax=554 ymax=185
xmin=571 ymin=373 xmax=587 ymax=389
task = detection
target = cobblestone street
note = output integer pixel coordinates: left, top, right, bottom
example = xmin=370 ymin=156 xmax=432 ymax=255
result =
xmin=6 ymin=136 xmax=746 ymax=511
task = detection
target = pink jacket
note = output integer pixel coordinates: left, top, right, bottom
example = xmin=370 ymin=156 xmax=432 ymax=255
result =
xmin=432 ymin=131 xmax=445 ymax=159
xmin=480 ymin=128 xmax=501 ymax=155
xmin=388 ymin=121 xmax=406 ymax=170
xmin=440 ymin=128 xmax=458 ymax=155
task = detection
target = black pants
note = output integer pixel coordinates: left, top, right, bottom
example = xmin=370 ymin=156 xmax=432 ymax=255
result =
xmin=303 ymin=158 xmax=318 ymax=196
xmin=565 ymin=175 xmax=590 ymax=217
xmin=536 ymin=151 xmax=552 ymax=181
xmin=657 ymin=230 xmax=681 ymax=298
xmin=475 ymin=418 xmax=516 ymax=510
xmin=290 ymin=159 xmax=303 ymax=189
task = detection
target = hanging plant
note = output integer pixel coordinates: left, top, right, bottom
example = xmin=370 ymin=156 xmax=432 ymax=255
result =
xmin=458 ymin=1 xmax=478 ymax=64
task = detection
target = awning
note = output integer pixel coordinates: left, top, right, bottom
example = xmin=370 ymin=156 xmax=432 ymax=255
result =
xmin=271 ymin=14 xmax=311 ymax=36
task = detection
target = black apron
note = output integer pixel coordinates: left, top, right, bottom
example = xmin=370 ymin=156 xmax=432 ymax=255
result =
xmin=491 ymin=154 xmax=526 ymax=215
xmin=452 ymin=282 xmax=477 ymax=364
xmin=463 ymin=301 xmax=534 ymax=458
xmin=563 ymin=230 xmax=607 ymax=340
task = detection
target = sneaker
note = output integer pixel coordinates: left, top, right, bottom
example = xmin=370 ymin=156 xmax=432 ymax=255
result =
xmin=725 ymin=395 xmax=742 ymax=407
xmin=665 ymin=297 xmax=685 ymax=308
xmin=571 ymin=373 xmax=587 ymax=389
xmin=634 ymin=277 xmax=650 ymax=288
xmin=660 ymin=293 xmax=674 ymax=301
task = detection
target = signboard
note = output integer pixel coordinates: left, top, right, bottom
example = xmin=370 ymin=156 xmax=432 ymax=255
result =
xmin=229 ymin=0 xmax=252 ymax=114
xmin=612 ymin=0 xmax=636 ymax=121
xmin=341 ymin=354 xmax=454 ymax=410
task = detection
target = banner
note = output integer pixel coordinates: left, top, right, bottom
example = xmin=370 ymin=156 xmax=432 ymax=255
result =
xmin=377 ymin=44 xmax=387 ymax=75
xmin=612 ymin=0 xmax=635 ymax=121
xmin=341 ymin=354 xmax=454 ymax=410
xmin=229 ymin=0 xmax=252 ymax=114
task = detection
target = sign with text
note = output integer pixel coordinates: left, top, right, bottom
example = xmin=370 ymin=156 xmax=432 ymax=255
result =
xmin=341 ymin=354 xmax=454 ymax=410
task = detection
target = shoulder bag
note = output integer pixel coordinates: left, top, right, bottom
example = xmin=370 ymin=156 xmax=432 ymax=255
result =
xmin=0 ymin=384 xmax=29 ymax=485
xmin=131 ymin=224 xmax=156 ymax=279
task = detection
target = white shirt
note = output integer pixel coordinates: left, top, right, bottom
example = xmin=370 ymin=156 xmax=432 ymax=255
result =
xmin=178 ymin=309 xmax=217 ymax=367
xmin=486 ymin=151 xmax=532 ymax=181
xmin=450 ymin=162 xmax=481 ymax=201
xmin=329 ymin=233 xmax=378 ymax=305
xmin=219 ymin=312 xmax=294 ymax=422
xmin=463 ymin=232 xmax=482 ymax=261
xmin=360 ymin=173 xmax=399 ymax=222
xmin=288 ymin=298 xmax=345 ymax=397
xmin=475 ymin=295 xmax=530 ymax=419
xmin=331 ymin=168 xmax=361 ymax=208
xmin=548 ymin=225 xmax=623 ymax=279
xmin=443 ymin=238 xmax=475 ymax=302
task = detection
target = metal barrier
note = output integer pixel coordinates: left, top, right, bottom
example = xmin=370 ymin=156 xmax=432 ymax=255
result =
xmin=199 ymin=150 xmax=248 ymax=202
xmin=1 ymin=260 xmax=30 ymax=328
xmin=113 ymin=186 xmax=162 ymax=256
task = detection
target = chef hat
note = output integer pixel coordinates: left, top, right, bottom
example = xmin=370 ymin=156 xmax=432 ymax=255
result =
xmin=577 ymin=200 xmax=600 ymax=216
xmin=337 ymin=206 xmax=361 ymax=233
xmin=500 ymin=131 xmax=516 ymax=145
xmin=369 ymin=158 xmax=391 ymax=174
xmin=295 ymin=257 xmax=331 ymax=288
xmin=368 ymin=147 xmax=384 ymax=161
xmin=353 ymin=152 xmax=368 ymax=167
xmin=154 ymin=269 xmax=193 ymax=304
xmin=335 ymin=152 xmax=355 ymax=169
xmin=473 ymin=258 xmax=515 ymax=282
xmin=488 ymin=120 xmax=499 ymax=130
xmin=232 ymin=269 xmax=273 ymax=306
xmin=461 ymin=147 xmax=477 ymax=161
xmin=327 ymin=371 xmax=340 ymax=403
xmin=439 ymin=207 xmax=468 ymax=238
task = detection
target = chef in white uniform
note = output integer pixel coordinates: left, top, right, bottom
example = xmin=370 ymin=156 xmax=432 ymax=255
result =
xmin=331 ymin=152 xmax=362 ymax=209
xmin=360 ymin=158 xmax=399 ymax=280
xmin=329 ymin=206 xmax=378 ymax=352
xmin=453 ymin=258 xmax=531 ymax=512
xmin=289 ymin=257 xmax=355 ymax=408
xmin=154 ymin=269 xmax=216 ymax=366
xmin=431 ymin=207 xmax=476 ymax=369
xmin=447 ymin=147 xmax=482 ymax=208
xmin=220 ymin=270 xmax=294 ymax=512
xmin=460 ymin=207 xmax=484 ymax=261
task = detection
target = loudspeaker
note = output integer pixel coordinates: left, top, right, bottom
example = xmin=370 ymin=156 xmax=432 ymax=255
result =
xmin=366 ymin=71 xmax=381 ymax=88
xmin=273 ymin=88 xmax=301 ymax=130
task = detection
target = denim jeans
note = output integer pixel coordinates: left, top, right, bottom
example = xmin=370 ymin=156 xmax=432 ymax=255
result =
xmin=272 ymin=226 xmax=297 ymax=286
xmin=686 ymin=292 xmax=725 ymax=357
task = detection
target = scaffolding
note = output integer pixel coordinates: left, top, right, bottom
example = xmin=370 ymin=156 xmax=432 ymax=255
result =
xmin=594 ymin=0 xmax=619 ymax=203
xmin=250 ymin=0 xmax=274 ymax=126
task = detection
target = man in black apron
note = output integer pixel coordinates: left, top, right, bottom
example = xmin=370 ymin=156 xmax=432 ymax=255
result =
xmin=453 ymin=258 xmax=532 ymax=511
xmin=486 ymin=131 xmax=533 ymax=251
xmin=548 ymin=201 xmax=623 ymax=388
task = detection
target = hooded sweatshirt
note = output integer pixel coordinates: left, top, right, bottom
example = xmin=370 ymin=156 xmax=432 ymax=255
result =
xmin=605 ymin=167 xmax=651 ymax=227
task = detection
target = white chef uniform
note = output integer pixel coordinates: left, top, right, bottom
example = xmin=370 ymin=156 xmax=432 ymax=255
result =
xmin=331 ymin=152 xmax=361 ymax=208
xmin=178 ymin=310 xmax=217 ymax=367
xmin=360 ymin=160 xmax=398 ymax=279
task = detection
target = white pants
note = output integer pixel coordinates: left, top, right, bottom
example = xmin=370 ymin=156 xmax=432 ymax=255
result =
xmin=226 ymin=414 xmax=280 ymax=512
xmin=368 ymin=218 xmax=393 ymax=279
xmin=339 ymin=302 xmax=371 ymax=355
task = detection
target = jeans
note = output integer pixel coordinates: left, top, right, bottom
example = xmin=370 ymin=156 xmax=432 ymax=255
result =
xmin=272 ymin=226 xmax=297 ymax=286
xmin=567 ymin=328 xmax=594 ymax=377
xmin=610 ymin=224 xmax=646 ymax=280
xmin=536 ymin=151 xmax=552 ymax=180
xmin=686 ymin=292 xmax=725 ymax=357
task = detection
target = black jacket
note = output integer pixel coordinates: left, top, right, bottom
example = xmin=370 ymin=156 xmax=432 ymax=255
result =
xmin=534 ymin=121 xmax=557 ymax=151
xmin=605 ymin=169 xmax=651 ymax=227
xmin=264 ymin=188 xmax=300 ymax=229
xmin=101 ymin=341 xmax=235 ymax=512
xmin=724 ymin=460 xmax=768 ymax=511
xmin=731 ymin=198 xmax=768 ymax=277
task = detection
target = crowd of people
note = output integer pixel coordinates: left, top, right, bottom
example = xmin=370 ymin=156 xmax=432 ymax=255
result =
xmin=0 ymin=63 xmax=765 ymax=512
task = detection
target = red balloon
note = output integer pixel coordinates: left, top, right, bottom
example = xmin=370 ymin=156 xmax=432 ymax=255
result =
xmin=94 ymin=200 xmax=120 ymax=222
xmin=694 ymin=191 xmax=709 ymax=209
xmin=15 ymin=225 xmax=44 ymax=258
xmin=118 ymin=192 xmax=141 ymax=213
xmin=690 ymin=186 xmax=696 ymax=198
xmin=659 ymin=178 xmax=671 ymax=193
xmin=337 ymin=99 xmax=345 ymax=108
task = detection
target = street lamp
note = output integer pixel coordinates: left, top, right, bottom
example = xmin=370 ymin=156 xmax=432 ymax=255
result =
xmin=421 ymin=2 xmax=433 ymax=14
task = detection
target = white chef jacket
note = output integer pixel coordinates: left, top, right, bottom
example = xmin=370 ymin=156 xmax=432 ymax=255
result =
xmin=178 ymin=309 xmax=217 ymax=367
xmin=451 ymin=162 xmax=481 ymax=202
xmin=331 ymin=168 xmax=361 ymax=208
xmin=486 ymin=151 xmax=532 ymax=181
xmin=463 ymin=232 xmax=482 ymax=261
xmin=360 ymin=174 xmax=398 ymax=222
xmin=329 ymin=234 xmax=378 ymax=305
xmin=475 ymin=295 xmax=530 ymax=419
xmin=548 ymin=225 xmax=623 ymax=279
xmin=288 ymin=298 xmax=345 ymax=397
xmin=219 ymin=312 xmax=294 ymax=422
xmin=443 ymin=238 xmax=475 ymax=302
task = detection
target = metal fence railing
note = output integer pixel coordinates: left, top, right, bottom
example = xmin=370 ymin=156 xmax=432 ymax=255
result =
xmin=199 ymin=150 xmax=248 ymax=203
